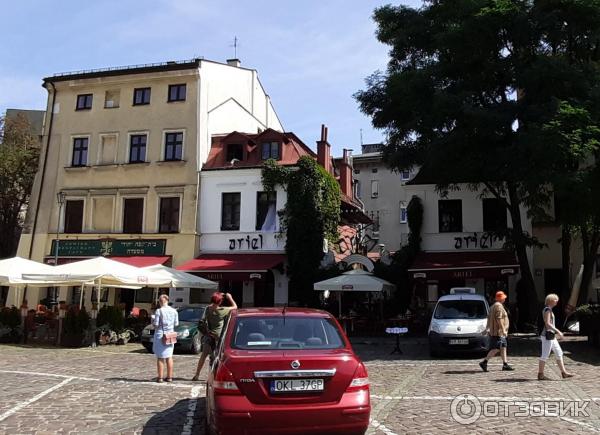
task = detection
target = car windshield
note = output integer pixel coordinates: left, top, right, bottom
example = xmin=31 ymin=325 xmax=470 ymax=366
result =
xmin=231 ymin=316 xmax=345 ymax=350
xmin=177 ymin=307 xmax=204 ymax=323
xmin=434 ymin=300 xmax=487 ymax=320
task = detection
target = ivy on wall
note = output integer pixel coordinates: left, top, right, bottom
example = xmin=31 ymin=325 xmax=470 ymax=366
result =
xmin=262 ymin=156 xmax=341 ymax=305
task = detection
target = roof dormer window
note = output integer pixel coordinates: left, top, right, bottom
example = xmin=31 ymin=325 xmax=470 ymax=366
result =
xmin=261 ymin=141 xmax=280 ymax=160
xmin=226 ymin=143 xmax=243 ymax=162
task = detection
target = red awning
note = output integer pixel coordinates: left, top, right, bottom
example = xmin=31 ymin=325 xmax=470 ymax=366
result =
xmin=111 ymin=256 xmax=171 ymax=267
xmin=408 ymin=251 xmax=519 ymax=280
xmin=177 ymin=254 xmax=286 ymax=281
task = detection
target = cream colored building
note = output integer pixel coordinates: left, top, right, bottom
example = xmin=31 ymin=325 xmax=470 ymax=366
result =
xmin=10 ymin=58 xmax=282 ymax=310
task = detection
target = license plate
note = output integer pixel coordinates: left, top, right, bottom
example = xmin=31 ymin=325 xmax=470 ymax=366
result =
xmin=270 ymin=379 xmax=324 ymax=393
xmin=449 ymin=339 xmax=469 ymax=345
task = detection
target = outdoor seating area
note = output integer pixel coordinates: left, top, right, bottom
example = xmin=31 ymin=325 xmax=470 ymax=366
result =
xmin=0 ymin=256 xmax=217 ymax=347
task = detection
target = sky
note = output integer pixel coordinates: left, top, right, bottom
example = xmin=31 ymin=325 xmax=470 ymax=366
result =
xmin=0 ymin=0 xmax=421 ymax=156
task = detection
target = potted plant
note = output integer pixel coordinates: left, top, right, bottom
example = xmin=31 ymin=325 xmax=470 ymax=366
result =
xmin=62 ymin=306 xmax=90 ymax=347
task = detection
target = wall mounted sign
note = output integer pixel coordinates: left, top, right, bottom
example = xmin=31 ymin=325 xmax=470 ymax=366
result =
xmin=50 ymin=239 xmax=167 ymax=257
xmin=454 ymin=232 xmax=505 ymax=250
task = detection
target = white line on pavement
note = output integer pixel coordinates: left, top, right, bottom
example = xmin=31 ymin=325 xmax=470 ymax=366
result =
xmin=0 ymin=377 xmax=73 ymax=422
xmin=370 ymin=418 xmax=399 ymax=435
xmin=0 ymin=370 xmax=205 ymax=390
xmin=181 ymin=386 xmax=203 ymax=435
xmin=371 ymin=394 xmax=593 ymax=402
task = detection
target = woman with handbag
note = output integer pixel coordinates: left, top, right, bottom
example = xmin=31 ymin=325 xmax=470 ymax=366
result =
xmin=153 ymin=294 xmax=179 ymax=383
xmin=192 ymin=291 xmax=237 ymax=381
xmin=538 ymin=293 xmax=574 ymax=380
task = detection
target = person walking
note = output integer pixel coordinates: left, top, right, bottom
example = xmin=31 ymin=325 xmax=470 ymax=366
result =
xmin=538 ymin=293 xmax=574 ymax=380
xmin=479 ymin=291 xmax=514 ymax=372
xmin=153 ymin=294 xmax=179 ymax=383
xmin=192 ymin=291 xmax=237 ymax=381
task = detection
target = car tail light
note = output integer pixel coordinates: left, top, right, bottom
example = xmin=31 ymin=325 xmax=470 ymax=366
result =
xmin=213 ymin=363 xmax=240 ymax=395
xmin=346 ymin=362 xmax=369 ymax=392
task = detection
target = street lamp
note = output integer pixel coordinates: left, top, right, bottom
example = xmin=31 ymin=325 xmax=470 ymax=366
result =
xmin=54 ymin=191 xmax=66 ymax=265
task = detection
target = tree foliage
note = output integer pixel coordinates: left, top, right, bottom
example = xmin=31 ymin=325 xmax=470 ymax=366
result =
xmin=355 ymin=0 xmax=600 ymax=322
xmin=0 ymin=114 xmax=40 ymax=258
xmin=262 ymin=156 xmax=341 ymax=305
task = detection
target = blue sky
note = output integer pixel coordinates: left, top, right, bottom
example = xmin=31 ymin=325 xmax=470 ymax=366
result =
xmin=0 ymin=0 xmax=421 ymax=155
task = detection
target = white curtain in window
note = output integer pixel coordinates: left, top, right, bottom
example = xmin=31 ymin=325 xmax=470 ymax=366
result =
xmin=261 ymin=203 xmax=277 ymax=232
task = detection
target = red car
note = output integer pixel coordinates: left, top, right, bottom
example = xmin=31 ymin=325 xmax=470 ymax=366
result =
xmin=205 ymin=308 xmax=370 ymax=435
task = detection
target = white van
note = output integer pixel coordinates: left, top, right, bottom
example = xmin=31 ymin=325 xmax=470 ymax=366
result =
xmin=428 ymin=288 xmax=490 ymax=357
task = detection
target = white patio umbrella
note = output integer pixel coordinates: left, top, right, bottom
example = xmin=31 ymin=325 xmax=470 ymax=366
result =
xmin=22 ymin=257 xmax=172 ymax=307
xmin=313 ymin=269 xmax=395 ymax=317
xmin=0 ymin=257 xmax=57 ymax=306
xmin=142 ymin=264 xmax=218 ymax=303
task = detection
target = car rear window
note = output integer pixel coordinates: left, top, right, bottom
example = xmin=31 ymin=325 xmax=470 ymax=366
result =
xmin=230 ymin=316 xmax=345 ymax=350
xmin=434 ymin=300 xmax=487 ymax=320
xmin=177 ymin=307 xmax=204 ymax=323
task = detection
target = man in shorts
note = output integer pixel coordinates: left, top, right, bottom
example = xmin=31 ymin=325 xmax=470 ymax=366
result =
xmin=479 ymin=291 xmax=514 ymax=372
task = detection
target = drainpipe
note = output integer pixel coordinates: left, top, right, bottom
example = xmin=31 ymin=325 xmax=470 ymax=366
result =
xmin=24 ymin=81 xmax=56 ymax=304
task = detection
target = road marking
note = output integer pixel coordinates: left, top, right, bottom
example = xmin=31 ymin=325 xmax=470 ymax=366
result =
xmin=370 ymin=418 xmax=398 ymax=435
xmin=371 ymin=394 xmax=592 ymax=401
xmin=0 ymin=370 xmax=205 ymax=390
xmin=181 ymin=386 xmax=203 ymax=435
xmin=0 ymin=377 xmax=73 ymax=422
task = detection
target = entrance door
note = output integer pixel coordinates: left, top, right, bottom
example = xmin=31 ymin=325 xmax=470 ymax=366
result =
xmin=118 ymin=289 xmax=135 ymax=314
xmin=0 ymin=286 xmax=7 ymax=307
xmin=544 ymin=269 xmax=563 ymax=295
xmin=219 ymin=280 xmax=243 ymax=308
xmin=254 ymin=271 xmax=275 ymax=307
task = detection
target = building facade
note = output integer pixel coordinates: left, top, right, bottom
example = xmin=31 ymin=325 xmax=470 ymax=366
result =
xmin=10 ymin=58 xmax=282 ymax=310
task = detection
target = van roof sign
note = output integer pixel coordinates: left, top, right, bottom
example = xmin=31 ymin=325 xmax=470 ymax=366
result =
xmin=449 ymin=287 xmax=476 ymax=294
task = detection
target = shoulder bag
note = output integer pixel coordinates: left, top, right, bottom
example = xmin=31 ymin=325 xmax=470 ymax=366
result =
xmin=160 ymin=309 xmax=178 ymax=345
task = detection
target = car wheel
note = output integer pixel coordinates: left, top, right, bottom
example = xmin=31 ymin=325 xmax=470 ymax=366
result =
xmin=143 ymin=343 xmax=153 ymax=353
xmin=191 ymin=333 xmax=202 ymax=354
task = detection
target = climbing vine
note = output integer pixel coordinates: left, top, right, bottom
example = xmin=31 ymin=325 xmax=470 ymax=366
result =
xmin=262 ymin=156 xmax=341 ymax=305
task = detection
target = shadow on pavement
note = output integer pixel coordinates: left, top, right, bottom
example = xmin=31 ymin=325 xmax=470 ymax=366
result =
xmin=442 ymin=370 xmax=484 ymax=375
xmin=142 ymin=397 xmax=206 ymax=435
xmin=491 ymin=378 xmax=535 ymax=383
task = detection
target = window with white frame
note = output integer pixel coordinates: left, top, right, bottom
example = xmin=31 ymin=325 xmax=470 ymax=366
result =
xmin=400 ymin=204 xmax=408 ymax=223
xmin=164 ymin=132 xmax=183 ymax=161
xmin=371 ymin=180 xmax=379 ymax=198
xmin=72 ymin=137 xmax=88 ymax=167
xmin=401 ymin=169 xmax=410 ymax=181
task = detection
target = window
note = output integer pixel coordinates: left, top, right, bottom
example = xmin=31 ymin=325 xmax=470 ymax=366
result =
xmin=76 ymin=94 xmax=93 ymax=110
xmin=371 ymin=180 xmax=379 ymax=198
xmin=438 ymin=200 xmax=462 ymax=233
xmin=123 ymin=198 xmax=144 ymax=233
xmin=164 ymin=132 xmax=183 ymax=161
xmin=70 ymin=287 xmax=82 ymax=305
xmin=372 ymin=168 xmax=378 ymax=173
xmin=354 ymin=169 xmax=361 ymax=174
xmin=482 ymin=198 xmax=507 ymax=232
xmin=129 ymin=134 xmax=147 ymax=163
xmin=261 ymin=142 xmax=280 ymax=160
xmin=135 ymin=287 xmax=154 ymax=303
xmin=355 ymin=180 xmax=361 ymax=198
xmin=226 ymin=143 xmax=243 ymax=162
xmin=168 ymin=84 xmax=186 ymax=102
xmin=104 ymin=89 xmax=120 ymax=108
xmin=256 ymin=192 xmax=277 ymax=231
xmin=221 ymin=193 xmax=241 ymax=231
xmin=433 ymin=300 xmax=487 ymax=319
xmin=71 ymin=138 xmax=88 ymax=167
xmin=400 ymin=205 xmax=408 ymax=223
xmin=401 ymin=169 xmax=410 ymax=181
xmin=159 ymin=197 xmax=180 ymax=233
xmin=64 ymin=200 xmax=84 ymax=233
xmin=133 ymin=87 xmax=151 ymax=105
xmin=91 ymin=288 xmax=108 ymax=302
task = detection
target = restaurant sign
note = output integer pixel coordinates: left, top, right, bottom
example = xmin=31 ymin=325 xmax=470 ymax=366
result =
xmin=50 ymin=239 xmax=166 ymax=257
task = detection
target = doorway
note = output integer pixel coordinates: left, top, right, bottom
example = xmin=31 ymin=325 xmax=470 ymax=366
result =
xmin=254 ymin=272 xmax=275 ymax=307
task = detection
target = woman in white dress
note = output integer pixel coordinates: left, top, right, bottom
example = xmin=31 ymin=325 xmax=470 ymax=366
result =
xmin=153 ymin=294 xmax=179 ymax=383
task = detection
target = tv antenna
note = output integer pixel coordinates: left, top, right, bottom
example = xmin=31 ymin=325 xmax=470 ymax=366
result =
xmin=230 ymin=36 xmax=240 ymax=58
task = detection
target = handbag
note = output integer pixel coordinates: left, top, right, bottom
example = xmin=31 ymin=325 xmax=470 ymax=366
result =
xmin=159 ymin=309 xmax=178 ymax=345
xmin=545 ymin=330 xmax=556 ymax=340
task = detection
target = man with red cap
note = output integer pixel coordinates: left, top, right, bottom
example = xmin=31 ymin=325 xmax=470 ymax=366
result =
xmin=479 ymin=291 xmax=514 ymax=372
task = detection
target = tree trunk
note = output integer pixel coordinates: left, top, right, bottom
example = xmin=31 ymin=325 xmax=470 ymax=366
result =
xmin=561 ymin=226 xmax=571 ymax=302
xmin=507 ymin=183 xmax=539 ymax=327
xmin=579 ymin=229 xmax=600 ymax=305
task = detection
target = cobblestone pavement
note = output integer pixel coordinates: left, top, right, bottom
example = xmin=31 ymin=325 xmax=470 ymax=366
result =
xmin=0 ymin=335 xmax=599 ymax=434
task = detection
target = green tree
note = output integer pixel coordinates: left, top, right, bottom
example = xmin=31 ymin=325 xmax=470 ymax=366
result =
xmin=0 ymin=115 xmax=40 ymax=258
xmin=262 ymin=156 xmax=341 ymax=306
xmin=355 ymin=1 xmax=600 ymax=323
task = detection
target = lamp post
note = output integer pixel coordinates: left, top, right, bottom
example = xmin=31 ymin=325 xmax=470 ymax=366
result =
xmin=54 ymin=191 xmax=66 ymax=265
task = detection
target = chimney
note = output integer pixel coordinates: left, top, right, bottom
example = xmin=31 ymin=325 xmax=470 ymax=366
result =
xmin=317 ymin=124 xmax=332 ymax=174
xmin=339 ymin=148 xmax=353 ymax=197
xmin=227 ymin=58 xmax=241 ymax=67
